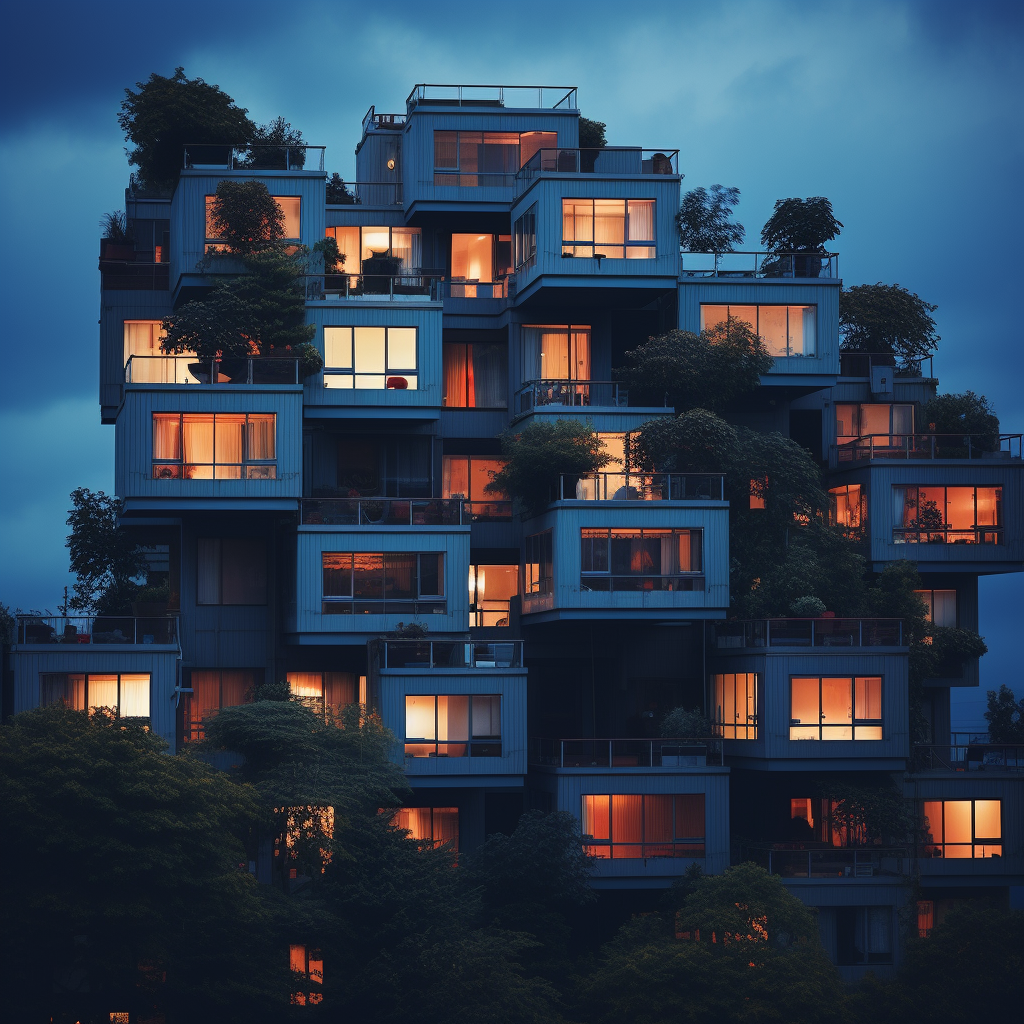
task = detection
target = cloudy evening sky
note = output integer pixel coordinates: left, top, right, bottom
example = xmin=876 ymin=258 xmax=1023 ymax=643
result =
xmin=1 ymin=0 xmax=1021 ymax=727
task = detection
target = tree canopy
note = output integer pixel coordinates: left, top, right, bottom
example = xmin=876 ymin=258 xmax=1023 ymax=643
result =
xmin=578 ymin=117 xmax=607 ymax=148
xmin=206 ymin=178 xmax=285 ymax=255
xmin=840 ymin=282 xmax=939 ymax=368
xmin=920 ymin=390 xmax=1000 ymax=451
xmin=677 ymin=184 xmax=745 ymax=253
xmin=761 ymin=196 xmax=842 ymax=253
xmin=984 ymin=684 xmax=1024 ymax=742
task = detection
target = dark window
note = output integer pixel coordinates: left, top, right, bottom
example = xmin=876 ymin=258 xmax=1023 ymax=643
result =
xmin=836 ymin=907 xmax=892 ymax=965
xmin=198 ymin=538 xmax=267 ymax=605
xmin=524 ymin=530 xmax=553 ymax=594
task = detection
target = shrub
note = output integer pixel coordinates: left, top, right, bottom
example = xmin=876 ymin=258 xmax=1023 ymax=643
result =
xmin=921 ymin=391 xmax=1000 ymax=452
xmin=840 ymin=282 xmax=939 ymax=369
xmin=661 ymin=707 xmax=712 ymax=737
xmin=760 ymin=196 xmax=842 ymax=253
xmin=790 ymin=595 xmax=826 ymax=617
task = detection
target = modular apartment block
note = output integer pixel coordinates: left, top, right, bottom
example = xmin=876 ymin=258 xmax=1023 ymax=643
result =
xmin=9 ymin=82 xmax=1023 ymax=977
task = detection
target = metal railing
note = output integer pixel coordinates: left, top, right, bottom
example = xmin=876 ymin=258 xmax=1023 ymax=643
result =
xmin=463 ymin=501 xmax=513 ymax=522
xmin=833 ymin=433 xmax=1021 ymax=464
xmin=559 ymin=472 xmax=725 ymax=501
xmin=300 ymin=498 xmax=465 ymax=526
xmin=514 ymin=147 xmax=679 ymax=195
xmin=431 ymin=172 xmax=518 ymax=188
xmin=347 ymin=181 xmax=404 ymax=205
xmin=125 ymin=356 xmax=301 ymax=385
xmin=515 ymin=379 xmax=633 ymax=414
xmin=741 ymin=844 xmax=909 ymax=878
xmin=304 ymin=272 xmax=443 ymax=301
xmin=893 ymin=527 xmax=1003 ymax=546
xmin=839 ymin=351 xmax=934 ymax=379
xmin=580 ymin=574 xmax=705 ymax=593
xmin=531 ymin=737 xmax=723 ymax=768
xmin=912 ymin=740 xmax=1024 ymax=772
xmin=17 ymin=615 xmax=178 ymax=646
xmin=680 ymin=251 xmax=839 ymax=279
xmin=361 ymin=106 xmax=407 ymax=133
xmin=99 ymin=260 xmax=170 ymax=291
xmin=379 ymin=639 xmax=524 ymax=669
xmin=183 ymin=144 xmax=326 ymax=172
xmin=407 ymin=83 xmax=578 ymax=110
xmin=713 ymin=618 xmax=904 ymax=649
xmin=444 ymin=278 xmax=509 ymax=299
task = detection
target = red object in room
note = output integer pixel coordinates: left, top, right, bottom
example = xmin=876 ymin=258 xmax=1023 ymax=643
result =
xmin=386 ymin=376 xmax=409 ymax=389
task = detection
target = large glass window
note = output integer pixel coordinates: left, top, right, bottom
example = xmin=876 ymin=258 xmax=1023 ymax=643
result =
xmin=894 ymin=485 xmax=1002 ymax=544
xmin=524 ymin=530 xmax=553 ymax=595
xmin=700 ymin=304 xmax=817 ymax=357
xmin=184 ymin=669 xmax=255 ymax=742
xmin=513 ymin=204 xmax=537 ymax=269
xmin=582 ymin=794 xmax=705 ymax=858
xmin=404 ymin=694 xmax=502 ymax=757
xmin=837 ymin=908 xmax=893 ymax=966
xmin=152 ymin=413 xmax=276 ymax=480
xmin=469 ymin=564 xmax=519 ymax=627
xmin=433 ymin=131 xmax=525 ymax=186
xmin=562 ymin=198 xmax=656 ymax=258
xmin=392 ymin=806 xmax=459 ymax=848
xmin=206 ymin=195 xmax=300 ymax=245
xmin=40 ymin=673 xmax=150 ymax=718
xmin=442 ymin=343 xmax=507 ymax=407
xmin=713 ymin=673 xmax=758 ymax=739
xmin=450 ymin=233 xmax=511 ymax=296
xmin=836 ymin=403 xmax=914 ymax=442
xmin=324 ymin=326 xmax=417 ymax=390
xmin=829 ymin=484 xmax=865 ymax=530
xmin=922 ymin=799 xmax=1001 ymax=858
xmin=521 ymin=325 xmax=591 ymax=382
xmin=324 ymin=225 xmax=422 ymax=277
xmin=790 ymin=676 xmax=882 ymax=740
xmin=286 ymin=672 xmax=361 ymax=718
xmin=915 ymin=589 xmax=957 ymax=627
xmin=198 ymin=538 xmax=267 ymax=605
xmin=581 ymin=528 xmax=704 ymax=592
xmin=321 ymin=552 xmax=445 ymax=614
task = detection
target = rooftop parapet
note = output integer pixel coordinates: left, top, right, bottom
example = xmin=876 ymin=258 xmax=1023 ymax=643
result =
xmin=16 ymin=615 xmax=179 ymax=646
xmin=513 ymin=147 xmax=679 ymax=196
xmin=406 ymin=83 xmax=577 ymax=112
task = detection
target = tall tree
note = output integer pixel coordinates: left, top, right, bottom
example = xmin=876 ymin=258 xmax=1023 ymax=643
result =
xmin=984 ymin=684 xmax=1024 ymax=742
xmin=840 ymin=282 xmax=939 ymax=369
xmin=677 ymin=184 xmax=745 ymax=253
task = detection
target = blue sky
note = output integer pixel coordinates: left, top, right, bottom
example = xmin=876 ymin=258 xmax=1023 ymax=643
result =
xmin=1 ymin=0 xmax=1021 ymax=727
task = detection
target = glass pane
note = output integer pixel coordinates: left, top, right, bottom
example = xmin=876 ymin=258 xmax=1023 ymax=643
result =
xmin=385 ymin=554 xmax=417 ymax=600
xmin=288 ymin=672 xmax=322 ymax=699
xmin=119 ymin=674 xmax=150 ymax=717
xmin=215 ymin=414 xmax=244 ymax=466
xmin=88 ymin=674 xmax=118 ymax=711
xmin=855 ymin=677 xmax=882 ymax=720
xmin=700 ymin=305 xmax=729 ymax=332
xmin=274 ymin=196 xmax=301 ymax=239
xmin=942 ymin=801 xmax=972 ymax=844
xmin=791 ymin=678 xmax=820 ymax=729
xmin=387 ymin=328 xmax=417 ymax=370
xmin=644 ymin=795 xmax=673 ymax=842
xmin=353 ymin=328 xmax=386 ymax=373
xmin=974 ymin=800 xmax=1001 ymax=840
xmin=433 ymin=808 xmax=459 ymax=846
xmin=821 ymin=677 xmax=853 ymax=729
xmin=836 ymin=404 xmax=857 ymax=439
xmin=324 ymin=327 xmax=352 ymax=369
xmin=674 ymin=794 xmax=705 ymax=839
xmin=860 ymin=405 xmax=891 ymax=436
xmin=594 ymin=200 xmax=625 ymax=245
xmin=405 ymin=695 xmax=436 ymax=740
xmin=788 ymin=305 xmax=815 ymax=356
xmin=183 ymin=414 xmax=214 ymax=464
xmin=611 ymin=794 xmax=643 ymax=844
xmin=322 ymin=554 xmax=352 ymax=598
xmin=726 ymin=305 xmax=757 ymax=333
xmin=352 ymin=554 xmax=384 ymax=599
xmin=627 ymin=200 xmax=655 ymax=242
xmin=434 ymin=131 xmax=458 ymax=169
xmin=451 ymin=234 xmax=494 ymax=282
xmin=758 ymin=306 xmax=788 ymax=357
xmin=443 ymin=456 xmax=469 ymax=499
xmin=153 ymin=414 xmax=180 ymax=460
xmin=932 ymin=590 xmax=957 ymax=627
xmin=470 ymin=459 xmax=504 ymax=500
xmin=471 ymin=695 xmax=501 ymax=737
xmin=360 ymin=227 xmax=390 ymax=261
xmin=582 ymin=795 xmax=610 ymax=840
xmin=976 ymin=487 xmax=1001 ymax=527
xmin=247 ymin=415 xmax=276 ymax=460
xmin=419 ymin=553 xmax=443 ymax=596
xmin=562 ymin=199 xmax=593 ymax=243
xmin=438 ymin=695 xmax=469 ymax=742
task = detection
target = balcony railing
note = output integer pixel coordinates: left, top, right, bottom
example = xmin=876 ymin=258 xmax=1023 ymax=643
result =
xmin=125 ymin=356 xmax=301 ymax=385
xmin=514 ymin=147 xmax=679 ymax=195
xmin=531 ymin=737 xmax=723 ymax=768
xmin=834 ymin=433 xmax=1022 ymax=465
xmin=407 ymin=83 xmax=578 ymax=110
xmin=463 ymin=501 xmax=512 ymax=522
xmin=559 ymin=472 xmax=725 ymax=501
xmin=515 ymin=379 xmax=637 ymax=414
xmin=470 ymin=600 xmax=512 ymax=627
xmin=839 ymin=351 xmax=934 ymax=379
xmin=182 ymin=144 xmax=326 ymax=172
xmin=304 ymin=272 xmax=443 ymax=301
xmin=361 ymin=106 xmax=407 ymax=133
xmin=680 ymin=251 xmax=839 ymax=280
xmin=893 ymin=527 xmax=1003 ymax=546
xmin=379 ymin=639 xmax=524 ymax=669
xmin=444 ymin=277 xmax=509 ymax=299
xmin=99 ymin=259 xmax=170 ymax=291
xmin=741 ymin=844 xmax=909 ymax=878
xmin=348 ymin=181 xmax=404 ymax=205
xmin=912 ymin=739 xmax=1024 ymax=772
xmin=16 ymin=615 xmax=178 ymax=646
xmin=713 ymin=618 xmax=904 ymax=649
xmin=300 ymin=498 xmax=465 ymax=526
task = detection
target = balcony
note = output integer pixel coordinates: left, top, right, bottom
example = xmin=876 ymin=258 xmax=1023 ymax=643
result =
xmin=741 ymin=844 xmax=909 ymax=879
xmin=531 ymin=737 xmax=723 ymax=768
xmin=912 ymin=737 xmax=1024 ymax=773
xmin=558 ymin=472 xmax=725 ymax=502
xmin=515 ymin=380 xmax=637 ymax=414
xmin=126 ymin=356 xmax=301 ymax=385
xmin=680 ymin=251 xmax=839 ymax=279
xmin=182 ymin=143 xmax=326 ymax=172
xmin=304 ymin=272 xmax=443 ymax=302
xmin=361 ymin=106 xmax=407 ymax=134
xmin=99 ymin=259 xmax=169 ymax=291
xmin=16 ymin=615 xmax=178 ymax=646
xmin=713 ymin=618 xmax=904 ymax=649
xmin=378 ymin=639 xmax=523 ymax=669
xmin=300 ymin=498 xmax=467 ymax=526
xmin=513 ymin=147 xmax=679 ymax=196
xmin=839 ymin=351 xmax=934 ymax=379
xmin=406 ymin=83 xmax=577 ymax=111
xmin=833 ymin=433 xmax=1022 ymax=466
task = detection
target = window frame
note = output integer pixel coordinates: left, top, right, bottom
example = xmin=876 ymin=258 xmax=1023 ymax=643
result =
xmin=432 ymin=130 xmax=523 ymax=186
xmin=560 ymin=198 xmax=657 ymax=259
xmin=441 ymin=342 xmax=509 ymax=409
xmin=152 ymin=412 xmax=277 ymax=480
xmin=403 ymin=694 xmax=503 ymax=757
xmin=183 ymin=669 xmax=258 ymax=742
xmin=323 ymin=326 xmax=418 ymax=391
xmin=524 ymin=530 xmax=553 ymax=595
xmin=894 ymin=485 xmax=1003 ymax=544
xmin=836 ymin=907 xmax=893 ymax=966
xmin=197 ymin=537 xmax=268 ymax=606
xmin=206 ymin=194 xmax=302 ymax=247
xmin=829 ymin=483 xmax=866 ymax=531
xmin=699 ymin=303 xmax=817 ymax=357
xmin=320 ymin=552 xmax=446 ymax=614
xmin=40 ymin=672 xmax=151 ymax=718
xmin=836 ymin=402 xmax=915 ymax=442
xmin=789 ymin=675 xmax=884 ymax=741
xmin=581 ymin=793 xmax=706 ymax=859
xmin=513 ymin=203 xmax=538 ymax=269
xmin=713 ymin=672 xmax=759 ymax=739
xmin=391 ymin=806 xmax=459 ymax=849
xmin=580 ymin=527 xmax=705 ymax=593
xmin=914 ymin=588 xmax=958 ymax=627
xmin=921 ymin=799 xmax=1002 ymax=859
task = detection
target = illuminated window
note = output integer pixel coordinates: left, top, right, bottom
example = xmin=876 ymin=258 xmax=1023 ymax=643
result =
xmin=321 ymin=552 xmax=445 ymax=614
xmin=922 ymin=799 xmax=1001 ymax=858
xmin=582 ymin=794 xmax=705 ymax=858
xmin=468 ymin=564 xmax=519 ymax=626
xmin=393 ymin=806 xmax=459 ymax=848
xmin=152 ymin=412 xmax=276 ymax=480
xmin=749 ymin=476 xmax=767 ymax=510
xmin=184 ymin=669 xmax=256 ymax=742
xmin=790 ymin=676 xmax=883 ymax=740
xmin=433 ymin=131 xmax=533 ymax=186
xmin=442 ymin=343 xmax=508 ymax=407
xmin=513 ymin=204 xmax=537 ymax=269
xmin=289 ymin=944 xmax=323 ymax=1005
xmin=700 ymin=304 xmax=816 ymax=357
xmin=40 ymin=673 xmax=150 ymax=717
xmin=830 ymin=484 xmax=865 ymax=529
xmin=450 ymin=233 xmax=511 ymax=295
xmin=443 ymin=455 xmax=507 ymax=501
xmin=836 ymin=403 xmax=914 ymax=443
xmin=894 ymin=486 xmax=1002 ymax=544
xmin=324 ymin=225 xmax=422 ymax=277
xmin=581 ymin=528 xmax=704 ymax=592
xmin=561 ymin=198 xmax=656 ymax=258
xmin=206 ymin=194 xmax=301 ymax=245
xmin=286 ymin=672 xmax=363 ymax=718
xmin=713 ymin=673 xmax=758 ymax=739
xmin=837 ymin=907 xmax=892 ymax=965
xmin=915 ymin=589 xmax=957 ymax=627
xmin=323 ymin=326 xmax=417 ymax=390
xmin=404 ymin=695 xmax=502 ymax=757
xmin=521 ymin=324 xmax=591 ymax=382
xmin=917 ymin=900 xmax=935 ymax=938
xmin=198 ymin=538 xmax=267 ymax=605
xmin=524 ymin=530 xmax=553 ymax=595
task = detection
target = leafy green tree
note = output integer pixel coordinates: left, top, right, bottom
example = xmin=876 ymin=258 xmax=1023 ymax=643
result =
xmin=207 ymin=178 xmax=285 ymax=256
xmin=840 ymin=283 xmax=939 ymax=369
xmin=0 ymin=704 xmax=287 ymax=1024
xmin=984 ymin=684 xmax=1024 ymax=742
xmin=578 ymin=117 xmax=607 ymax=148
xmin=920 ymin=390 xmax=1000 ymax=451
xmin=615 ymin=320 xmax=774 ymax=412
xmin=118 ymin=67 xmax=256 ymax=189
xmin=487 ymin=419 xmax=613 ymax=515
xmin=245 ymin=116 xmax=306 ymax=169
xmin=326 ymin=172 xmax=357 ymax=204
xmin=761 ymin=196 xmax=843 ymax=253
xmin=677 ymin=184 xmax=745 ymax=253
xmin=66 ymin=487 xmax=147 ymax=613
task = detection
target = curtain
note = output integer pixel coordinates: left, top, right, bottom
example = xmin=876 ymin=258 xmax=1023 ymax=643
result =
xmin=521 ymin=328 xmax=541 ymax=381
xmin=390 ymin=228 xmax=421 ymax=271
xmin=443 ymin=456 xmax=470 ymax=499
xmin=594 ymin=200 xmax=624 ymax=247
xmin=570 ymin=328 xmax=591 ymax=381
xmin=611 ymin=795 xmax=643 ymax=854
xmin=119 ymin=674 xmax=150 ymax=717
xmin=434 ymin=131 xmax=458 ymax=169
xmin=247 ymin=414 xmax=276 ymax=460
xmin=892 ymin=486 xmax=909 ymax=532
xmin=216 ymin=414 xmax=244 ymax=468
xmin=40 ymin=674 xmax=70 ymax=707
xmin=153 ymin=414 xmax=181 ymax=460
xmin=405 ymin=696 xmax=436 ymax=740
xmin=385 ymin=554 xmax=416 ymax=600
xmin=855 ymin=677 xmax=882 ymax=720
xmin=759 ymin=306 xmax=788 ymax=356
xmin=892 ymin=404 xmax=914 ymax=434
xmin=191 ymin=671 xmax=222 ymax=716
xmin=674 ymin=795 xmax=705 ymax=839
xmin=324 ymin=673 xmax=356 ymax=709
xmin=432 ymin=808 xmax=459 ymax=848
xmin=183 ymin=414 xmax=214 ymax=467
xmin=325 ymin=326 xmax=352 ymax=369
xmin=288 ymin=673 xmax=323 ymax=699
xmin=222 ymin=539 xmax=267 ymax=605
xmin=352 ymin=553 xmax=384 ymax=600
xmin=582 ymin=795 xmax=610 ymax=840
xmin=88 ymin=675 xmax=118 ymax=712
xmin=470 ymin=343 xmax=506 ymax=408
xmin=274 ymin=197 xmax=301 ymax=239
xmin=443 ymin=344 xmax=468 ymax=407
xmin=932 ymin=590 xmax=957 ymax=627
xmin=643 ymin=795 xmax=673 ymax=842
xmin=627 ymin=200 xmax=655 ymax=241
xmin=197 ymin=538 xmax=221 ymax=604
xmin=471 ymin=458 xmax=506 ymax=500
xmin=438 ymin=695 xmax=469 ymax=742
xmin=541 ymin=330 xmax=569 ymax=379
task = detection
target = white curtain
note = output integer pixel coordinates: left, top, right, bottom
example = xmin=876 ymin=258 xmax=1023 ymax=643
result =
xmin=152 ymin=414 xmax=181 ymax=460
xmin=892 ymin=486 xmax=909 ymax=533
xmin=627 ymin=200 xmax=655 ymax=241
xmin=247 ymin=414 xmax=276 ymax=460
xmin=119 ymin=674 xmax=151 ymax=717
xmin=471 ymin=695 xmax=501 ymax=738
xmin=215 ymin=414 xmax=244 ymax=467
xmin=184 ymin=414 xmax=214 ymax=467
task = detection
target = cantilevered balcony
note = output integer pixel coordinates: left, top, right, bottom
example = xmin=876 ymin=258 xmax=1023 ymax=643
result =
xmin=713 ymin=618 xmax=904 ymax=649
xmin=741 ymin=844 xmax=910 ymax=879
xmin=16 ymin=615 xmax=178 ymax=646
xmin=513 ymin=147 xmax=679 ymax=198
xmin=912 ymin=736 xmax=1024 ymax=773
xmin=299 ymin=498 xmax=510 ymax=526
xmin=531 ymin=737 xmax=723 ymax=768
xmin=515 ymin=380 xmax=632 ymax=414
xmin=680 ymin=251 xmax=839 ymax=280
xmin=125 ymin=356 xmax=302 ymax=385
xmin=305 ymin=271 xmax=443 ymax=302
xmin=557 ymin=473 xmax=725 ymax=502
xmin=377 ymin=639 xmax=523 ymax=669
xmin=832 ymin=433 xmax=1022 ymax=468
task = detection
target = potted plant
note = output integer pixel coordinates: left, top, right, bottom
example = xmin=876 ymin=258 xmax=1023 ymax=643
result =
xmin=100 ymin=211 xmax=135 ymax=260
xmin=760 ymin=197 xmax=842 ymax=278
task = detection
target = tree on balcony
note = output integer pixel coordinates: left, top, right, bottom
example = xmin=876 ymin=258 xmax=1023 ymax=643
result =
xmin=840 ymin=282 xmax=939 ymax=370
xmin=920 ymin=390 xmax=1000 ymax=452
xmin=676 ymin=185 xmax=745 ymax=253
xmin=984 ymin=684 xmax=1024 ymax=742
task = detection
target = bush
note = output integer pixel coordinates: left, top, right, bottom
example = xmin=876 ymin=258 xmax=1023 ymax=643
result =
xmin=760 ymin=196 xmax=842 ymax=252
xmin=840 ymin=282 xmax=939 ymax=369
xmin=661 ymin=707 xmax=712 ymax=737
xmin=578 ymin=117 xmax=607 ymax=148
xmin=921 ymin=391 xmax=1000 ymax=451
xmin=790 ymin=595 xmax=826 ymax=617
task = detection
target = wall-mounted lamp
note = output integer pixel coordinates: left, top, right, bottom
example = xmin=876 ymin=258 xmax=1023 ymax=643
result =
xmin=387 ymin=158 xmax=396 ymax=170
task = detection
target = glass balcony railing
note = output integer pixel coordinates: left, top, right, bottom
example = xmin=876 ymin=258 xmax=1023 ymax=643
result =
xmin=713 ymin=618 xmax=904 ymax=649
xmin=912 ymin=736 xmax=1024 ymax=772
xmin=839 ymin=351 xmax=934 ymax=379
xmin=407 ymin=83 xmax=577 ymax=111
xmin=125 ymin=356 xmax=301 ymax=385
xmin=304 ymin=272 xmax=443 ymax=301
xmin=514 ymin=147 xmax=679 ymax=195
xmin=182 ymin=144 xmax=326 ymax=171
xmin=379 ymin=639 xmax=524 ymax=669
xmin=741 ymin=844 xmax=909 ymax=878
xmin=515 ymin=379 xmax=639 ymax=414
xmin=834 ymin=433 xmax=1022 ymax=464
xmin=300 ymin=498 xmax=465 ymax=526
xmin=558 ymin=473 xmax=725 ymax=501
xmin=680 ymin=251 xmax=839 ymax=279
xmin=530 ymin=737 xmax=723 ymax=768
xmin=17 ymin=615 xmax=178 ymax=645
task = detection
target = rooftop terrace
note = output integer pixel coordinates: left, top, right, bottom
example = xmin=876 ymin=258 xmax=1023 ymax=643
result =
xmin=406 ymin=83 xmax=578 ymax=110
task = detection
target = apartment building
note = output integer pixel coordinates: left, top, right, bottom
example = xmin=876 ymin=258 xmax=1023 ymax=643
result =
xmin=10 ymin=82 xmax=1023 ymax=977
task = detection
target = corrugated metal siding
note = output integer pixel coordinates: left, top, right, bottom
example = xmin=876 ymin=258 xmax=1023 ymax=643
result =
xmin=116 ymin=387 xmax=303 ymax=499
